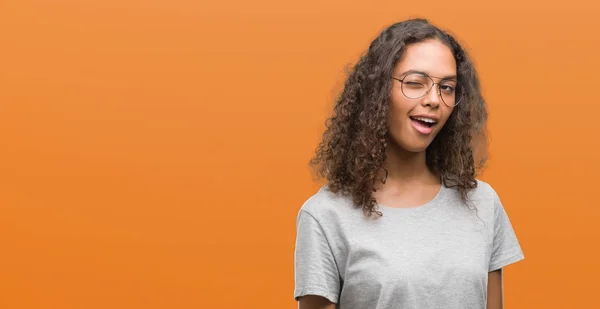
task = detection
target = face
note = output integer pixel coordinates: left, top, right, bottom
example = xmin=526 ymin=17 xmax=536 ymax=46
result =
xmin=388 ymin=39 xmax=457 ymax=153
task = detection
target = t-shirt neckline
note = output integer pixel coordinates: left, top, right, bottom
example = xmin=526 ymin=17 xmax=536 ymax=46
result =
xmin=376 ymin=181 xmax=447 ymax=214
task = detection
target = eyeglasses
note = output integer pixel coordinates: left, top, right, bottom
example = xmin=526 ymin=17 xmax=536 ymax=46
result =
xmin=392 ymin=72 xmax=463 ymax=107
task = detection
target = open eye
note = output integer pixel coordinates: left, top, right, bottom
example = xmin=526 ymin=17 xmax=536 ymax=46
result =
xmin=439 ymin=84 xmax=455 ymax=94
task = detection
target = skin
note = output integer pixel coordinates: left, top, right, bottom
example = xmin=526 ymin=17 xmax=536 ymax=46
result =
xmin=487 ymin=269 xmax=503 ymax=309
xmin=374 ymin=38 xmax=457 ymax=209
xmin=299 ymin=39 xmax=504 ymax=308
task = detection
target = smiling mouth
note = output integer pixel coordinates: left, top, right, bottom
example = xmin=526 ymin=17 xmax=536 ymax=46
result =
xmin=409 ymin=116 xmax=437 ymax=127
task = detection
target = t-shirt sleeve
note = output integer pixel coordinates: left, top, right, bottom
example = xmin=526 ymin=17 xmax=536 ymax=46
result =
xmin=294 ymin=209 xmax=340 ymax=303
xmin=489 ymin=191 xmax=525 ymax=272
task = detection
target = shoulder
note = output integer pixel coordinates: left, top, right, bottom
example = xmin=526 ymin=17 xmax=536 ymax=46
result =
xmin=442 ymin=178 xmax=500 ymax=203
xmin=297 ymin=185 xmax=360 ymax=226
xmin=442 ymin=178 xmax=501 ymax=216
xmin=470 ymin=179 xmax=500 ymax=200
xmin=467 ymin=179 xmax=504 ymax=216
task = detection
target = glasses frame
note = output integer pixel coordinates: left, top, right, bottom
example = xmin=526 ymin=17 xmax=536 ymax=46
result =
xmin=392 ymin=73 xmax=463 ymax=107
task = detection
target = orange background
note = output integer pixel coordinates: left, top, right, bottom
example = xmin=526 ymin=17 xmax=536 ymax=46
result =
xmin=1 ymin=0 xmax=599 ymax=308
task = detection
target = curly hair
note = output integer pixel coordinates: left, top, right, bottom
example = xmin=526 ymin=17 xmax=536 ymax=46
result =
xmin=309 ymin=18 xmax=488 ymax=217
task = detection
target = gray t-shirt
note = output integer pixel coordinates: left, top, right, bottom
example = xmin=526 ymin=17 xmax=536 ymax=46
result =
xmin=294 ymin=180 xmax=524 ymax=308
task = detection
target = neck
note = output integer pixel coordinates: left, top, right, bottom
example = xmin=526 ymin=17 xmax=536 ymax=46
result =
xmin=377 ymin=143 xmax=439 ymax=190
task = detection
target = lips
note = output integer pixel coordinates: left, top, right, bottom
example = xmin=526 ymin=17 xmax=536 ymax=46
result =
xmin=409 ymin=115 xmax=438 ymax=135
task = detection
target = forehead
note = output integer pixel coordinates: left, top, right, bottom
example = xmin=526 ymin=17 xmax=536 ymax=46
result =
xmin=394 ymin=39 xmax=456 ymax=77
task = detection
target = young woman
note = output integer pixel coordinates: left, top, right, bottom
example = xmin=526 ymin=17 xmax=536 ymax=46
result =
xmin=294 ymin=19 xmax=524 ymax=309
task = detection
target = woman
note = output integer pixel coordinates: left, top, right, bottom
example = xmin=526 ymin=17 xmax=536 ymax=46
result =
xmin=294 ymin=19 xmax=524 ymax=309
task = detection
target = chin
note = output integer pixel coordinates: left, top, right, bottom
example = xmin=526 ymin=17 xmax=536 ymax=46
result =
xmin=392 ymin=139 xmax=432 ymax=154
xmin=388 ymin=130 xmax=437 ymax=154
xmin=402 ymin=144 xmax=430 ymax=153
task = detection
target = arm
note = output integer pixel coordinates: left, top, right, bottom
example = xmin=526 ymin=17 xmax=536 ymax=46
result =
xmin=294 ymin=210 xmax=341 ymax=307
xmin=486 ymin=269 xmax=503 ymax=309
xmin=298 ymin=295 xmax=336 ymax=309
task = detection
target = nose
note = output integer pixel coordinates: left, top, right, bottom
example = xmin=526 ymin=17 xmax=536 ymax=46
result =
xmin=422 ymin=84 xmax=441 ymax=108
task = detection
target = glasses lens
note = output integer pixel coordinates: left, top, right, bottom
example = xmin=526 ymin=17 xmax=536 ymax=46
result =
xmin=452 ymin=86 xmax=463 ymax=106
xmin=439 ymin=80 xmax=459 ymax=106
xmin=401 ymin=73 xmax=432 ymax=99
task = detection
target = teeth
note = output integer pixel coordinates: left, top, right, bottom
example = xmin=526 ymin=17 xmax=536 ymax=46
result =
xmin=413 ymin=117 xmax=437 ymax=123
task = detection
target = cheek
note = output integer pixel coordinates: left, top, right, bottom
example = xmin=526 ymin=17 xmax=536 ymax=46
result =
xmin=389 ymin=92 xmax=412 ymax=117
xmin=388 ymin=100 xmax=410 ymax=130
xmin=438 ymin=107 xmax=455 ymax=127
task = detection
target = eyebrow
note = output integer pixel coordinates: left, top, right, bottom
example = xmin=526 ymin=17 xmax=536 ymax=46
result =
xmin=399 ymin=69 xmax=457 ymax=80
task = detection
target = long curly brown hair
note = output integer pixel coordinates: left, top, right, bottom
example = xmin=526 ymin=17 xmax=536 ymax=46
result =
xmin=309 ymin=18 xmax=488 ymax=217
